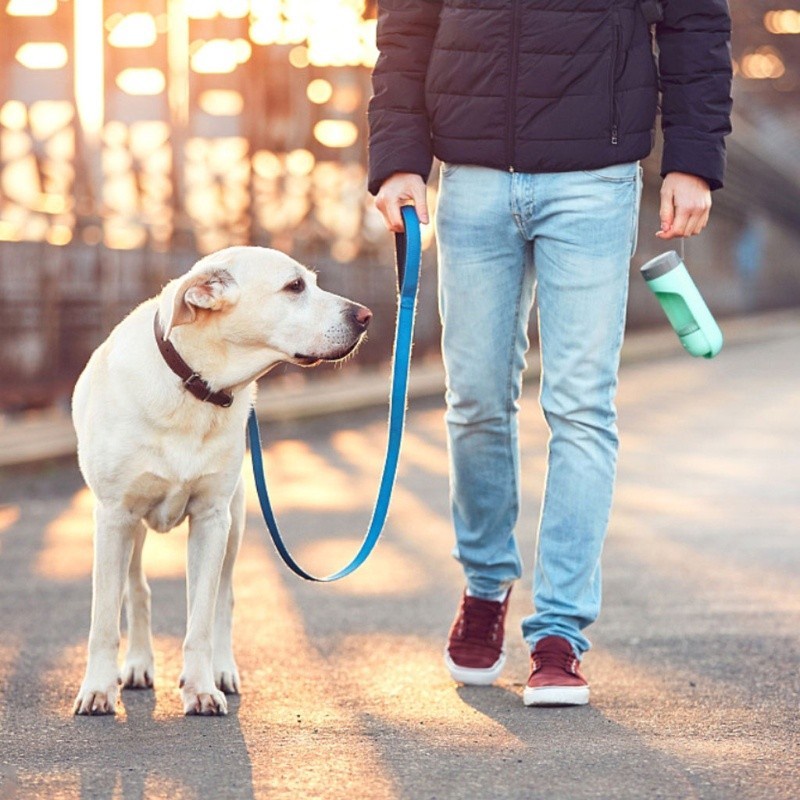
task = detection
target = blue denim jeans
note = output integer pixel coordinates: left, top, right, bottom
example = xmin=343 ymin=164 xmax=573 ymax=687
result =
xmin=435 ymin=162 xmax=642 ymax=656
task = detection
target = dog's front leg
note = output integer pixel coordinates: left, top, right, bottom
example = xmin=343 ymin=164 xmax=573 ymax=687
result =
xmin=121 ymin=525 xmax=155 ymax=689
xmin=180 ymin=507 xmax=230 ymax=716
xmin=74 ymin=506 xmax=138 ymax=715
xmin=213 ymin=478 xmax=245 ymax=695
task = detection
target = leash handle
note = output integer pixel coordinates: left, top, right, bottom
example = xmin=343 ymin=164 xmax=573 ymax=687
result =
xmin=248 ymin=205 xmax=422 ymax=581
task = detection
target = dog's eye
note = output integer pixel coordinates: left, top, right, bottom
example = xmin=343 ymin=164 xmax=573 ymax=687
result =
xmin=284 ymin=278 xmax=305 ymax=294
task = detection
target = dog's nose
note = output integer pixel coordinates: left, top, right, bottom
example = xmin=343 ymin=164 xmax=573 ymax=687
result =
xmin=351 ymin=304 xmax=372 ymax=331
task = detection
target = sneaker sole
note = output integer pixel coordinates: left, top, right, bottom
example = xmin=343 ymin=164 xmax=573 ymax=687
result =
xmin=523 ymin=684 xmax=590 ymax=706
xmin=444 ymin=650 xmax=506 ymax=686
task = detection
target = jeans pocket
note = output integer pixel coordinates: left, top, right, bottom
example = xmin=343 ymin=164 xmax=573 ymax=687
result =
xmin=440 ymin=161 xmax=462 ymax=178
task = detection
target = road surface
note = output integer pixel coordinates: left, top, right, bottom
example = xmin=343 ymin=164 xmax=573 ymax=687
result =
xmin=0 ymin=330 xmax=798 ymax=799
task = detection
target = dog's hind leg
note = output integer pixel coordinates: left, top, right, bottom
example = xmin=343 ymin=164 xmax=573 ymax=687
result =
xmin=213 ymin=477 xmax=244 ymax=695
xmin=121 ymin=524 xmax=155 ymax=689
xmin=74 ymin=504 xmax=138 ymax=715
xmin=180 ymin=505 xmax=231 ymax=716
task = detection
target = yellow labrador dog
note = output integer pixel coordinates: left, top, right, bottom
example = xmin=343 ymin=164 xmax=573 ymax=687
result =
xmin=72 ymin=246 xmax=371 ymax=716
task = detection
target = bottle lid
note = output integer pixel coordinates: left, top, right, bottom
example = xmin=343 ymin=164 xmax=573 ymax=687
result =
xmin=640 ymin=250 xmax=682 ymax=281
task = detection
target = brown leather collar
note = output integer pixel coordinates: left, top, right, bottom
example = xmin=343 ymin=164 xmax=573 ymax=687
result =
xmin=153 ymin=313 xmax=234 ymax=408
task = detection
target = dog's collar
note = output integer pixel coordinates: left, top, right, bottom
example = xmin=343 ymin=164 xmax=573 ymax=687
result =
xmin=153 ymin=313 xmax=234 ymax=408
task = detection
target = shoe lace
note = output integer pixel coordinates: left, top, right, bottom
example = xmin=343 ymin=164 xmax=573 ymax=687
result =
xmin=531 ymin=645 xmax=577 ymax=675
xmin=456 ymin=597 xmax=504 ymax=644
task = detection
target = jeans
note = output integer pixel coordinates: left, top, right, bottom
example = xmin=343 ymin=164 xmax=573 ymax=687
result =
xmin=435 ymin=161 xmax=642 ymax=656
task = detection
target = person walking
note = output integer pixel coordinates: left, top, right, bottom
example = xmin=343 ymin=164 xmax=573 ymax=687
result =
xmin=368 ymin=0 xmax=732 ymax=706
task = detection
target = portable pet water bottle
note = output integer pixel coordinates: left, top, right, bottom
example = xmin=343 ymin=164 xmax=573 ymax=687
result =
xmin=640 ymin=250 xmax=723 ymax=358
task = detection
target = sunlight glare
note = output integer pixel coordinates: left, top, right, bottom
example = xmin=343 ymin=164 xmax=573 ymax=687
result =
xmin=116 ymin=68 xmax=166 ymax=96
xmin=6 ymin=0 xmax=57 ymax=15
xmin=306 ymin=78 xmax=333 ymax=104
xmin=0 ymin=101 xmax=27 ymax=131
xmin=294 ymin=539 xmax=426 ymax=595
xmin=191 ymin=38 xmax=251 ymax=74
xmin=198 ymin=90 xmax=244 ymax=116
xmin=107 ymin=12 xmax=158 ymax=48
xmin=15 ymin=43 xmax=68 ymax=70
xmin=313 ymin=120 xmax=358 ymax=149
xmin=34 ymin=488 xmax=94 ymax=580
xmin=74 ymin=0 xmax=104 ymax=141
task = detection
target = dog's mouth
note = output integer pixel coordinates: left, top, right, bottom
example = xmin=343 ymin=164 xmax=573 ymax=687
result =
xmin=293 ymin=354 xmax=323 ymax=367
xmin=293 ymin=337 xmax=364 ymax=368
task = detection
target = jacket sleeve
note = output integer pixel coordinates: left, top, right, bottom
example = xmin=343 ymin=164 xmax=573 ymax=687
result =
xmin=656 ymin=0 xmax=733 ymax=190
xmin=367 ymin=0 xmax=442 ymax=196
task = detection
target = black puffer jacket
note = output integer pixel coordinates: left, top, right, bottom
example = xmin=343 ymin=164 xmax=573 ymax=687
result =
xmin=368 ymin=0 xmax=732 ymax=194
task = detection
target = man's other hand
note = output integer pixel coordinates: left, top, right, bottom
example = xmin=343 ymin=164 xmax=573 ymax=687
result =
xmin=375 ymin=172 xmax=430 ymax=232
xmin=657 ymin=172 xmax=712 ymax=240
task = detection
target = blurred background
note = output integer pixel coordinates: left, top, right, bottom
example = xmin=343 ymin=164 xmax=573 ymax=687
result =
xmin=0 ymin=0 xmax=799 ymax=412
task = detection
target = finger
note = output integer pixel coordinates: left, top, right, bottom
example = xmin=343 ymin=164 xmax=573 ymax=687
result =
xmin=659 ymin=184 xmax=675 ymax=234
xmin=688 ymin=211 xmax=707 ymax=237
xmin=385 ymin=193 xmax=405 ymax=233
xmin=375 ymin=194 xmax=393 ymax=232
xmin=669 ymin=207 xmax=692 ymax=238
xmin=686 ymin=202 xmax=711 ymax=237
xmin=409 ymin=182 xmax=429 ymax=224
xmin=697 ymin=206 xmax=711 ymax=234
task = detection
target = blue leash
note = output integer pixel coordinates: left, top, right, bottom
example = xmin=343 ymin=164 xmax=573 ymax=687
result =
xmin=247 ymin=206 xmax=422 ymax=581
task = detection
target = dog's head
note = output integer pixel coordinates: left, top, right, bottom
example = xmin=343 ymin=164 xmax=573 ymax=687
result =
xmin=158 ymin=247 xmax=371 ymax=370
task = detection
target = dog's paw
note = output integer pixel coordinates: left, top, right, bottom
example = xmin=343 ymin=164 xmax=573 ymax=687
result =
xmin=182 ymin=685 xmax=228 ymax=716
xmin=73 ymin=684 xmax=119 ymax=716
xmin=214 ymin=662 xmax=240 ymax=695
xmin=120 ymin=655 xmax=155 ymax=689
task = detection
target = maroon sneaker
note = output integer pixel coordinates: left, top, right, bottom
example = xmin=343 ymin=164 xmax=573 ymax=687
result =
xmin=444 ymin=589 xmax=511 ymax=685
xmin=523 ymin=635 xmax=589 ymax=706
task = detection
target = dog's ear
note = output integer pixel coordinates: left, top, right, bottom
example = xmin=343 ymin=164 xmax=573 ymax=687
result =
xmin=161 ymin=268 xmax=240 ymax=338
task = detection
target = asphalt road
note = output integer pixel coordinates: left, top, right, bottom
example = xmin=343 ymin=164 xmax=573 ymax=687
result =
xmin=1 ymin=331 xmax=798 ymax=800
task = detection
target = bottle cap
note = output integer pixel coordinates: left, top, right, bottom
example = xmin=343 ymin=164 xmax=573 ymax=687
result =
xmin=640 ymin=250 xmax=682 ymax=281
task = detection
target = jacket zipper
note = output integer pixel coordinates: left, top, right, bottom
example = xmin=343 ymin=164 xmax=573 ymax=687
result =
xmin=609 ymin=5 xmax=621 ymax=145
xmin=506 ymin=0 xmax=521 ymax=170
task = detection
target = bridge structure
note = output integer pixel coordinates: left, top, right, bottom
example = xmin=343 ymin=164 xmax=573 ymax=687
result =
xmin=0 ymin=0 xmax=799 ymax=409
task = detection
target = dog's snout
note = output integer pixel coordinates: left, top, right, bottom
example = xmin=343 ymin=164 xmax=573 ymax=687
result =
xmin=351 ymin=304 xmax=372 ymax=331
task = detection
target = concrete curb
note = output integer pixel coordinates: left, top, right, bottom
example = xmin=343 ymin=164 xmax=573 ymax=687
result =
xmin=1 ymin=309 xmax=797 ymax=469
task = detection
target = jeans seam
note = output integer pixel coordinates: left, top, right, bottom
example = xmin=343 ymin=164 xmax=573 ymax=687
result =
xmin=493 ymin=240 xmax=530 ymax=571
xmin=630 ymin=165 xmax=643 ymax=258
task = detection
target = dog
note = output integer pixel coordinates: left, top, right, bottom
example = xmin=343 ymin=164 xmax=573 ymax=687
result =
xmin=72 ymin=246 xmax=371 ymax=715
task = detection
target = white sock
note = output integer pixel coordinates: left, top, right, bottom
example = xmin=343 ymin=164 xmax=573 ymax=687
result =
xmin=466 ymin=587 xmax=509 ymax=603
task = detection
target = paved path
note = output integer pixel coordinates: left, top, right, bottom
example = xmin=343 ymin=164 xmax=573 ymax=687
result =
xmin=0 ymin=331 xmax=798 ymax=799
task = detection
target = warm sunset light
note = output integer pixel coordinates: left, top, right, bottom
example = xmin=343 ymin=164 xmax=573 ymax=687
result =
xmin=107 ymin=12 xmax=158 ymax=48
xmin=116 ymin=67 xmax=166 ymax=96
xmin=15 ymin=42 xmax=68 ymax=69
xmin=314 ymin=119 xmax=358 ymax=148
xmin=2 ymin=0 xmax=389 ymax=258
xmin=187 ymin=0 xmax=248 ymax=19
xmin=6 ymin=0 xmax=56 ymax=14
xmin=190 ymin=38 xmax=251 ymax=74
xmin=307 ymin=78 xmax=333 ymax=104
xmin=0 ymin=101 xmax=27 ymax=130
xmin=199 ymin=89 xmax=245 ymax=116
xmin=288 ymin=45 xmax=310 ymax=68
xmin=285 ymin=148 xmax=315 ymax=176
xmin=46 ymin=224 xmax=73 ymax=245
xmin=764 ymin=9 xmax=800 ymax=34
xmin=220 ymin=0 xmax=249 ymax=18
xmin=741 ymin=46 xmax=787 ymax=79
xmin=186 ymin=0 xmax=216 ymax=19
xmin=74 ymin=0 xmax=104 ymax=139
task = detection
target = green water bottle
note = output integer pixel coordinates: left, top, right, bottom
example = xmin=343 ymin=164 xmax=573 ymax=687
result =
xmin=640 ymin=251 xmax=723 ymax=359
